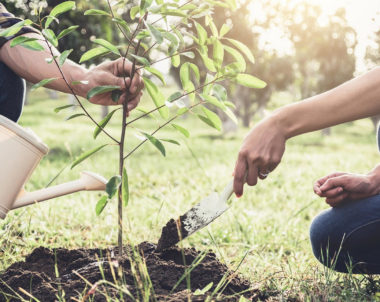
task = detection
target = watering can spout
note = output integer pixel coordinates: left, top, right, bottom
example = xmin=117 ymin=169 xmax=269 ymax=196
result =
xmin=11 ymin=171 xmax=107 ymax=210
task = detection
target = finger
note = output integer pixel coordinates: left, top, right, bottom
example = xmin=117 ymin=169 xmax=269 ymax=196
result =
xmin=320 ymin=176 xmax=346 ymax=192
xmin=114 ymin=58 xmax=133 ymax=76
xmin=233 ymin=153 xmax=247 ymax=198
xmin=129 ymin=71 xmax=143 ymax=94
xmin=319 ymin=186 xmax=343 ymax=198
xmin=313 ymin=182 xmax=323 ymax=196
xmin=127 ymin=92 xmax=142 ymax=111
xmin=326 ymin=192 xmax=349 ymax=207
xmin=315 ymin=172 xmax=345 ymax=187
xmin=246 ymin=161 xmax=258 ymax=186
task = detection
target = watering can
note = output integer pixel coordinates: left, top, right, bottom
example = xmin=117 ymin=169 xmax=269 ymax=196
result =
xmin=0 ymin=115 xmax=107 ymax=219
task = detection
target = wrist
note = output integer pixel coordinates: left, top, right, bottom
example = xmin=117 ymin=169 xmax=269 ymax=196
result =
xmin=367 ymin=165 xmax=380 ymax=194
xmin=271 ymin=105 xmax=299 ymax=139
xmin=66 ymin=65 xmax=89 ymax=98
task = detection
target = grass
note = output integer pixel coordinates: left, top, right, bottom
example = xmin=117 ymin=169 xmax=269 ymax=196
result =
xmin=1 ymin=88 xmax=380 ymax=300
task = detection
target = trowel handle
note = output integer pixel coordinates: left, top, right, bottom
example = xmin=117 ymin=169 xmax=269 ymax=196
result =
xmin=220 ymin=179 xmax=234 ymax=202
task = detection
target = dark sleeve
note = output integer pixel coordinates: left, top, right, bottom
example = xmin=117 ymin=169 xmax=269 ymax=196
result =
xmin=0 ymin=4 xmax=39 ymax=49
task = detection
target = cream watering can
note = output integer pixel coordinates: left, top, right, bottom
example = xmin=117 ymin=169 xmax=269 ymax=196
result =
xmin=0 ymin=115 xmax=107 ymax=219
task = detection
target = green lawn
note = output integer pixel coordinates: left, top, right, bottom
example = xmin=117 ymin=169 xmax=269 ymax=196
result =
xmin=1 ymin=89 xmax=380 ymax=301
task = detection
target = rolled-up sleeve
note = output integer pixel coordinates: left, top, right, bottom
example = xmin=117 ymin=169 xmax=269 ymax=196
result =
xmin=0 ymin=4 xmax=38 ymax=49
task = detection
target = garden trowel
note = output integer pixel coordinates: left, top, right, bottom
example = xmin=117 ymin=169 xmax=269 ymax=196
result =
xmin=157 ymin=179 xmax=234 ymax=251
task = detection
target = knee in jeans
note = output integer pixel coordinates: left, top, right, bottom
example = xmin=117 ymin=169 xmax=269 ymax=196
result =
xmin=310 ymin=211 xmax=347 ymax=272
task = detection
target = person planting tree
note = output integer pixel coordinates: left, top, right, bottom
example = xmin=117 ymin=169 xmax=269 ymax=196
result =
xmin=233 ymin=66 xmax=380 ymax=273
xmin=0 ymin=3 xmax=143 ymax=122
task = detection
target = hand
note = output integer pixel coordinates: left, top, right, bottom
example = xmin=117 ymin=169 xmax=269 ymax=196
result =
xmin=313 ymin=171 xmax=380 ymax=207
xmin=233 ymin=115 xmax=286 ymax=197
xmin=77 ymin=58 xmax=144 ymax=109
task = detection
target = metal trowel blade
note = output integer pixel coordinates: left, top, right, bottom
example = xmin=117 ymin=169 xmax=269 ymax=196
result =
xmin=157 ymin=179 xmax=234 ymax=251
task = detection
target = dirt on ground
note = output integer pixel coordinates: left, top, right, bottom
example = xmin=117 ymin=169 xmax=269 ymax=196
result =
xmin=0 ymin=242 xmax=264 ymax=301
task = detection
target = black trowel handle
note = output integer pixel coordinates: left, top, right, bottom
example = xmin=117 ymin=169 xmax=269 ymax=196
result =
xmin=220 ymin=179 xmax=234 ymax=202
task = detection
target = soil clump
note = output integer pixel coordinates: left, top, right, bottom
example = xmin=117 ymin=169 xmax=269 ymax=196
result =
xmin=0 ymin=242 xmax=261 ymax=301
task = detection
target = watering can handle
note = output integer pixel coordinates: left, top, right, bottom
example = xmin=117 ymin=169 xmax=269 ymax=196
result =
xmin=12 ymin=171 xmax=107 ymax=210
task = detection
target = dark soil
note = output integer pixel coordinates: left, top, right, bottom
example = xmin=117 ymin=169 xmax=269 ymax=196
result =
xmin=0 ymin=242 xmax=263 ymax=301
xmin=157 ymin=216 xmax=189 ymax=251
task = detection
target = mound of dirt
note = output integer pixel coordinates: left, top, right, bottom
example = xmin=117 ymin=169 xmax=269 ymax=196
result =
xmin=0 ymin=242 xmax=262 ymax=301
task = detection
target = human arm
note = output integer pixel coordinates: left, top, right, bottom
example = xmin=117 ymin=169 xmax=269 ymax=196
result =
xmin=234 ymin=67 xmax=380 ymax=196
xmin=313 ymin=164 xmax=380 ymax=207
xmin=0 ymin=32 xmax=143 ymax=108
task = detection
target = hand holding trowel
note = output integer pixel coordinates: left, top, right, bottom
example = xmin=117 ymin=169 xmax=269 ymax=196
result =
xmin=157 ymin=179 xmax=234 ymax=251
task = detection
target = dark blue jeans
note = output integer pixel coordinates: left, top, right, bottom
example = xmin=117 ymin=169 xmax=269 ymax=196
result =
xmin=0 ymin=62 xmax=25 ymax=122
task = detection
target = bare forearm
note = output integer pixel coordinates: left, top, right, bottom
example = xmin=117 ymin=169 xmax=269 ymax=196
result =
xmin=0 ymin=33 xmax=88 ymax=97
xmin=275 ymin=67 xmax=380 ymax=138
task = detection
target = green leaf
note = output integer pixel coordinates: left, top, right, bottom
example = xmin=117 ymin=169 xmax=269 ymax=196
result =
xmin=31 ymin=78 xmax=58 ymax=91
xmin=112 ymin=18 xmax=131 ymax=35
xmin=122 ymin=167 xmax=129 ymax=206
xmin=198 ymin=107 xmax=222 ymax=131
xmin=93 ymin=109 xmax=118 ymax=139
xmin=106 ymin=175 xmax=122 ymax=199
xmin=213 ymin=39 xmax=224 ymax=69
xmin=84 ymin=9 xmax=110 ymax=16
xmin=207 ymin=17 xmax=218 ymax=37
xmin=177 ymin=107 xmax=189 ymax=116
xmin=42 ymin=29 xmax=58 ymax=47
xmin=140 ymin=0 xmax=153 ymax=11
xmin=189 ymin=63 xmax=200 ymax=83
xmin=224 ymin=107 xmax=238 ymax=124
xmin=161 ymin=10 xmax=187 ymax=17
xmin=180 ymin=63 xmax=190 ymax=89
xmin=71 ymin=144 xmax=108 ymax=169
xmin=87 ymin=85 xmax=121 ymax=99
xmin=130 ymin=54 xmax=150 ymax=66
xmin=46 ymin=1 xmax=76 ymax=28
xmin=142 ymin=132 xmax=166 ymax=156
xmin=66 ymin=113 xmax=86 ymax=121
xmin=163 ymin=32 xmax=179 ymax=55
xmin=0 ymin=20 xmax=32 ymax=37
xmin=197 ymin=50 xmax=216 ymax=72
xmin=143 ymin=77 xmax=169 ymax=119
xmin=235 ymin=74 xmax=266 ymax=89
xmin=145 ymin=22 xmax=163 ymax=44
xmin=93 ymin=38 xmax=119 ymax=55
xmin=194 ymin=21 xmax=207 ymax=45
xmin=58 ymin=49 xmax=73 ymax=66
xmin=111 ymin=90 xmax=122 ymax=103
xmin=145 ymin=67 xmax=165 ymax=85
xmin=224 ymin=45 xmax=246 ymax=72
xmin=54 ymin=104 xmax=74 ymax=113
xmin=57 ymin=25 xmax=79 ymax=40
xmin=130 ymin=6 xmax=140 ymax=19
xmin=10 ymin=36 xmax=38 ymax=47
xmin=212 ymin=84 xmax=227 ymax=102
xmin=11 ymin=38 xmax=44 ymax=51
xmin=95 ymin=195 xmax=108 ymax=216
xmin=161 ymin=138 xmax=180 ymax=145
xmin=171 ymin=54 xmax=180 ymax=67
xmin=167 ymin=92 xmax=183 ymax=103
xmin=224 ymin=38 xmax=255 ymax=63
xmin=220 ymin=24 xmax=231 ymax=37
xmin=171 ymin=123 xmax=190 ymax=138
xmin=202 ymin=94 xmax=226 ymax=111
xmin=80 ymin=47 xmax=110 ymax=63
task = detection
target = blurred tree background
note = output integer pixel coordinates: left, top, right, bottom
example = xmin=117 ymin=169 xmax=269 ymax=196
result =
xmin=2 ymin=0 xmax=379 ymax=128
